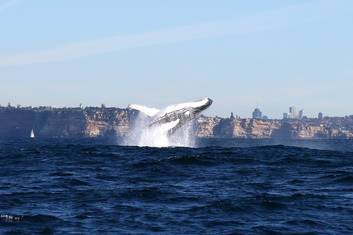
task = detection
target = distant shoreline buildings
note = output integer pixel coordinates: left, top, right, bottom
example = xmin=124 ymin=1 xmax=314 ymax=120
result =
xmin=1 ymin=103 xmax=353 ymax=139
xmin=233 ymin=106 xmax=327 ymax=121
xmin=283 ymin=106 xmax=305 ymax=120
xmin=0 ymin=103 xmax=338 ymax=121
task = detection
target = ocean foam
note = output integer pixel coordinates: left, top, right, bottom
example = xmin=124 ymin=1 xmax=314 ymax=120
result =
xmin=123 ymin=112 xmax=195 ymax=148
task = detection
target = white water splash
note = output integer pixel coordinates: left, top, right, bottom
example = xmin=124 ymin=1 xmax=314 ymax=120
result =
xmin=123 ymin=113 xmax=195 ymax=148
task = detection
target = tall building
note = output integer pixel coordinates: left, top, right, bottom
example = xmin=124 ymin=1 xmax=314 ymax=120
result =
xmin=230 ymin=112 xmax=235 ymax=120
xmin=289 ymin=106 xmax=297 ymax=119
xmin=298 ymin=110 xmax=304 ymax=119
xmin=252 ymin=108 xmax=262 ymax=119
xmin=283 ymin=113 xmax=288 ymax=119
xmin=318 ymin=112 xmax=323 ymax=120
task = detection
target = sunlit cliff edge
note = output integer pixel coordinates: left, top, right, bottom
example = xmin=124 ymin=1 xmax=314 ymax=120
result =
xmin=1 ymin=106 xmax=353 ymax=140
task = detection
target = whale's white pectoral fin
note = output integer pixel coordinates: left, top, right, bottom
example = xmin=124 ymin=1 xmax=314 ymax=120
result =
xmin=128 ymin=104 xmax=160 ymax=117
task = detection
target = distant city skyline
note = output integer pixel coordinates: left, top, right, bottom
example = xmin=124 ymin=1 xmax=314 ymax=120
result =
xmin=0 ymin=102 xmax=332 ymax=120
xmin=1 ymin=0 xmax=353 ymax=118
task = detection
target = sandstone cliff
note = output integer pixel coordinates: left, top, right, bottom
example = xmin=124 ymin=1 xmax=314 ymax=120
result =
xmin=83 ymin=107 xmax=137 ymax=137
xmin=194 ymin=116 xmax=353 ymax=139
xmin=0 ymin=107 xmax=137 ymax=139
xmin=0 ymin=106 xmax=352 ymax=139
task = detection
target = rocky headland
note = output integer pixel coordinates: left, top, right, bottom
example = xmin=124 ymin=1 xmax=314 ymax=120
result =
xmin=196 ymin=115 xmax=353 ymax=139
xmin=1 ymin=106 xmax=353 ymax=140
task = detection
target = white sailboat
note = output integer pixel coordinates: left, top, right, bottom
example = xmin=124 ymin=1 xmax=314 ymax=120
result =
xmin=30 ymin=129 xmax=35 ymax=138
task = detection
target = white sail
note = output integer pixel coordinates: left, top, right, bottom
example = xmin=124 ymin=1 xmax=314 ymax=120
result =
xmin=30 ymin=129 xmax=35 ymax=138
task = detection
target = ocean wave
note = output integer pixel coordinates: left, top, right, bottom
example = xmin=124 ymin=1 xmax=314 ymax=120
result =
xmin=1 ymin=139 xmax=353 ymax=234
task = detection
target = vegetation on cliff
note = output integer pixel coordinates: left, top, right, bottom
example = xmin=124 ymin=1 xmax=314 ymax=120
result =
xmin=0 ymin=106 xmax=352 ymax=139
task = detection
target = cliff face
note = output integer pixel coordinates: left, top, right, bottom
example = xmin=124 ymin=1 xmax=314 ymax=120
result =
xmin=0 ymin=109 xmax=37 ymax=138
xmin=83 ymin=108 xmax=137 ymax=138
xmin=0 ymin=107 xmax=137 ymax=139
xmin=194 ymin=116 xmax=222 ymax=137
xmin=194 ymin=116 xmax=353 ymax=139
xmin=195 ymin=118 xmax=283 ymax=138
xmin=0 ymin=106 xmax=352 ymax=139
xmin=36 ymin=109 xmax=86 ymax=138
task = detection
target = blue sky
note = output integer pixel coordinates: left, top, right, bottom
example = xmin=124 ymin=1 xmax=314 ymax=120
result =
xmin=0 ymin=0 xmax=352 ymax=118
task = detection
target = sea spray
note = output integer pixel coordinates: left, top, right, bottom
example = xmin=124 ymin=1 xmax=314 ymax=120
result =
xmin=123 ymin=112 xmax=195 ymax=148
xmin=167 ymin=121 xmax=195 ymax=147
xmin=122 ymin=98 xmax=213 ymax=147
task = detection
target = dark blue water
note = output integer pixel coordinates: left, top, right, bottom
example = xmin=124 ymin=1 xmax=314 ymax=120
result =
xmin=1 ymin=139 xmax=353 ymax=234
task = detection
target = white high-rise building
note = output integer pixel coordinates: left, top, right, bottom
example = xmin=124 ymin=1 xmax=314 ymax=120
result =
xmin=289 ymin=106 xmax=297 ymax=119
xmin=298 ymin=110 xmax=304 ymax=119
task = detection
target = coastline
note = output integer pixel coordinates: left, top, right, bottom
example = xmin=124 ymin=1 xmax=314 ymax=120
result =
xmin=1 ymin=106 xmax=352 ymax=140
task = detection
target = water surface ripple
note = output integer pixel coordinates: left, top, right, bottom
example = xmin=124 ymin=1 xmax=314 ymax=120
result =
xmin=1 ymin=140 xmax=353 ymax=234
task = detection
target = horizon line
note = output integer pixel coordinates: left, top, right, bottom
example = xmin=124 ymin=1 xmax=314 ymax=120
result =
xmin=1 ymin=104 xmax=351 ymax=119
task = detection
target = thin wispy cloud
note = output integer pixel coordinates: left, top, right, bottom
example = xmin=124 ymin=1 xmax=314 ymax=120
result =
xmin=0 ymin=2 xmax=323 ymax=67
xmin=0 ymin=0 xmax=17 ymax=12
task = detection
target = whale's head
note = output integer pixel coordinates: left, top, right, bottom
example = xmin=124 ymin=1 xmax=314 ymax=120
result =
xmin=192 ymin=98 xmax=213 ymax=114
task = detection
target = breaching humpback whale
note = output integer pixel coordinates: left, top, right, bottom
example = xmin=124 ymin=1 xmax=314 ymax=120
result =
xmin=128 ymin=98 xmax=213 ymax=135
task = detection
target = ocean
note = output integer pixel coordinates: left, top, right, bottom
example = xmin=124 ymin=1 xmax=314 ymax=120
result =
xmin=1 ymin=139 xmax=353 ymax=234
